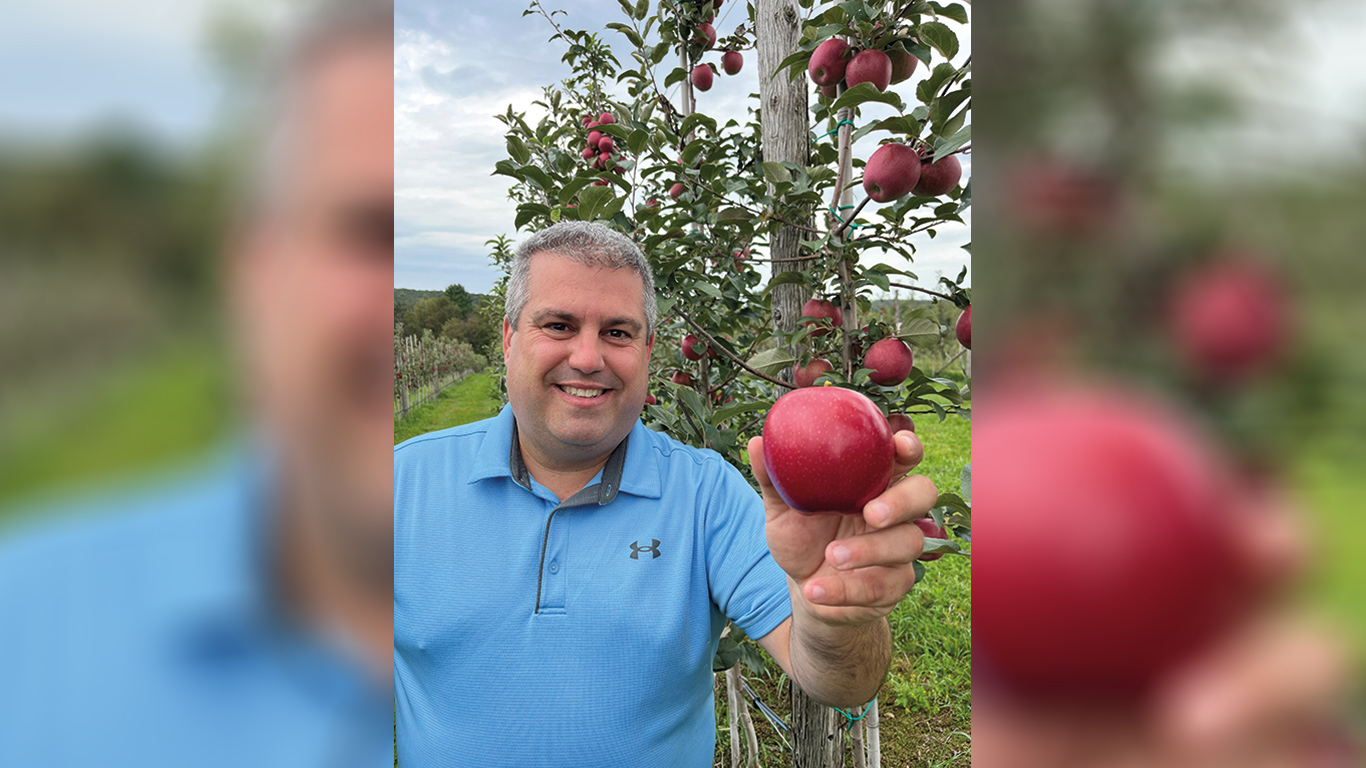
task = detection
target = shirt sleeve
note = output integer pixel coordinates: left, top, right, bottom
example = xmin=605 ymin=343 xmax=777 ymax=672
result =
xmin=703 ymin=458 xmax=793 ymax=640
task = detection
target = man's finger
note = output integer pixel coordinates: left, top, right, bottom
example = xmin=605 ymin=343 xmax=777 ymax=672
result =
xmin=890 ymin=432 xmax=924 ymax=477
xmin=826 ymin=524 xmax=925 ymax=571
xmin=862 ymin=474 xmax=938 ymax=529
xmin=805 ymin=564 xmax=918 ymax=609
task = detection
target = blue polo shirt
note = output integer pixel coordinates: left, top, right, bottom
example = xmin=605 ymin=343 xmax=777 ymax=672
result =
xmin=394 ymin=406 xmax=792 ymax=767
xmin=0 ymin=447 xmax=393 ymax=768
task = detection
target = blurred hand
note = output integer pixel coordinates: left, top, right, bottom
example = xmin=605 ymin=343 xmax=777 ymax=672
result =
xmin=747 ymin=431 xmax=938 ymax=626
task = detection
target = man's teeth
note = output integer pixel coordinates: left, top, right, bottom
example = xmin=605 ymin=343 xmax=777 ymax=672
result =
xmin=561 ymin=386 xmax=606 ymax=398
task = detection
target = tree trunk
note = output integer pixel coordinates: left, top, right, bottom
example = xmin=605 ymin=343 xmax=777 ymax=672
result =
xmin=790 ymin=686 xmax=845 ymax=768
xmin=757 ymin=0 xmax=813 ymax=351
xmin=758 ymin=2 xmax=844 ymax=766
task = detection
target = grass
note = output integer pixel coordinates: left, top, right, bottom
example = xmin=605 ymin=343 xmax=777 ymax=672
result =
xmin=0 ymin=338 xmax=233 ymax=517
xmin=393 ymin=372 xmax=502 ymax=445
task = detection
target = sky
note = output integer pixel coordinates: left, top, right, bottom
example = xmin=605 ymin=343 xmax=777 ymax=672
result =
xmin=2 ymin=1 xmax=1364 ymax=294
xmin=393 ymin=0 xmax=974 ymax=295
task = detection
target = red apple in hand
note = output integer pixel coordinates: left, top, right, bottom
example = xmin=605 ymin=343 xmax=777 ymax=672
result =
xmin=863 ymin=143 xmax=922 ymax=203
xmin=845 ymin=49 xmax=892 ymax=92
xmin=762 ymin=387 xmax=895 ymax=515
xmin=792 ymin=358 xmax=834 ymax=388
xmin=721 ymin=50 xmax=743 ymax=75
xmin=913 ymin=152 xmax=963 ymax=197
xmin=801 ymin=298 xmax=842 ymax=337
xmin=914 ymin=517 xmax=946 ymax=561
xmin=975 ymin=382 xmax=1256 ymax=700
xmin=808 ymin=38 xmax=850 ymax=86
xmin=691 ymin=64 xmax=714 ymax=92
xmin=863 ymin=337 xmax=914 ymax=386
xmin=955 ymin=305 xmax=971 ymax=350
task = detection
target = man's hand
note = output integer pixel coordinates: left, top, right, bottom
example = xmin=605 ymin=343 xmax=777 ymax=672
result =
xmin=747 ymin=430 xmax=939 ymax=627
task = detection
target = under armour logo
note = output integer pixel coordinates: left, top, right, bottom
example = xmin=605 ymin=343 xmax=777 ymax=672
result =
xmin=629 ymin=539 xmax=661 ymax=560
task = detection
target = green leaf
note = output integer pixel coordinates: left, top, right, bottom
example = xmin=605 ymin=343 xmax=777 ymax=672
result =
xmin=578 ymin=185 xmax=615 ymax=221
xmin=676 ymin=384 xmax=710 ymax=426
xmin=635 ymin=0 xmax=650 ymax=20
xmin=912 ymin=560 xmax=926 ymax=586
xmin=830 ymin=82 xmax=906 ymax=113
xmin=931 ymin=2 xmax=970 ymax=24
xmin=917 ymin=21 xmax=959 ymax=60
xmin=680 ymin=112 xmax=717 ymax=138
xmin=505 ymin=135 xmax=531 ymax=165
xmin=514 ymin=202 xmax=549 ymax=230
xmin=933 ymin=491 xmax=970 ymax=516
xmin=762 ymin=161 xmax=792 ymax=185
xmin=916 ymin=63 xmax=958 ymax=104
xmin=615 ymin=0 xmax=635 ymax=18
xmin=716 ymin=207 xmax=750 ymax=223
xmin=713 ymin=400 xmax=770 ymax=423
xmin=771 ymin=48 xmax=814 ymax=84
xmin=520 ymin=165 xmax=554 ymax=191
xmin=960 ymin=463 xmax=971 ymax=502
xmin=627 ymin=128 xmax=650 ymax=154
xmin=694 ymin=281 xmax=722 ymax=299
xmin=745 ymin=347 xmax=797 ymax=377
xmin=712 ymin=636 xmax=740 ymax=672
xmin=930 ymin=89 xmax=970 ymax=129
xmin=681 ymin=140 xmax=707 ymax=166
xmin=933 ymin=124 xmax=971 ymax=161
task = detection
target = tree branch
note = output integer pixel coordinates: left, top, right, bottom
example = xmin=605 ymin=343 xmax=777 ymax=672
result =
xmin=888 ymin=281 xmax=955 ymax=302
xmin=675 ymin=308 xmax=797 ymax=390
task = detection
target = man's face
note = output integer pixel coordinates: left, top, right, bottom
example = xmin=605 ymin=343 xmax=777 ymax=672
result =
xmin=503 ymin=253 xmax=654 ymax=468
xmin=231 ymin=37 xmax=394 ymax=561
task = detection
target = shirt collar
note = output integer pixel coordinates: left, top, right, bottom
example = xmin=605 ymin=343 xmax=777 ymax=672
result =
xmin=467 ymin=404 xmax=662 ymax=501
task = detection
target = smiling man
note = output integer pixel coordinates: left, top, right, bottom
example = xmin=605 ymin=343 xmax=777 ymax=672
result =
xmin=393 ymin=221 xmax=938 ymax=767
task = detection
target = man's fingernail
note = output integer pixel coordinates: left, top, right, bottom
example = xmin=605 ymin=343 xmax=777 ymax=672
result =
xmin=831 ymin=545 xmax=851 ymax=568
xmin=809 ymin=584 xmax=826 ymax=603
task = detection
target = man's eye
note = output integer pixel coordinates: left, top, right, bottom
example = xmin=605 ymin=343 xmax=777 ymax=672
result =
xmin=607 ymin=329 xmax=631 ymax=340
xmin=547 ymin=323 xmax=571 ymax=333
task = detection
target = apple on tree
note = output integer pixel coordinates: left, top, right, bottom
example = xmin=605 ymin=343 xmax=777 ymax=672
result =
xmin=956 ymin=305 xmax=971 ymax=350
xmin=807 ymin=38 xmax=850 ymax=86
xmin=694 ymin=22 xmax=717 ymax=49
xmin=761 ymin=387 xmax=895 ymax=515
xmin=669 ymin=182 xmax=686 ymax=199
xmin=721 ymin=50 xmax=743 ymax=75
xmin=887 ymin=47 xmax=918 ymax=84
xmin=886 ymin=413 xmax=915 ymax=435
xmin=597 ymin=112 xmax=614 ymax=125
xmin=913 ymin=152 xmax=963 ymax=197
xmin=845 ymin=49 xmax=892 ymax=92
xmin=670 ymin=371 xmax=695 ymax=387
xmin=1169 ymin=259 xmax=1288 ymax=384
xmin=681 ymin=333 xmax=707 ymax=361
xmin=863 ymin=337 xmax=914 ymax=386
xmin=913 ymin=517 xmax=946 ymax=561
xmin=801 ymin=298 xmax=842 ymax=337
xmin=863 ymin=143 xmax=922 ymax=203
xmin=792 ymin=358 xmax=834 ymax=388
xmin=690 ymin=63 xmax=714 ymax=91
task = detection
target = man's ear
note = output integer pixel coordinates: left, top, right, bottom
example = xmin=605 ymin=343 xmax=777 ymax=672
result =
xmin=502 ymin=316 xmax=514 ymax=357
xmin=646 ymin=332 xmax=655 ymax=356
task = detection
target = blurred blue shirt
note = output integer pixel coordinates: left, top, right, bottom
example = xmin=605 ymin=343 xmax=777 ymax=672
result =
xmin=0 ymin=447 xmax=392 ymax=768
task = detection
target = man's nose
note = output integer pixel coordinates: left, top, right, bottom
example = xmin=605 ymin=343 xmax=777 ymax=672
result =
xmin=566 ymin=331 xmax=605 ymax=373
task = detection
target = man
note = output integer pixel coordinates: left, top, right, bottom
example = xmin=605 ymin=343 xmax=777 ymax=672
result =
xmin=0 ymin=2 xmax=394 ymax=765
xmin=393 ymin=221 xmax=940 ymax=766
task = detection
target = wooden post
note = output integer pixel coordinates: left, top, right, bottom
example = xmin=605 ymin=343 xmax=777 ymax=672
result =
xmin=865 ymin=698 xmax=881 ymax=768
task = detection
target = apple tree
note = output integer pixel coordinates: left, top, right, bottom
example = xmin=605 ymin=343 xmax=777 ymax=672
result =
xmin=490 ymin=0 xmax=970 ymax=764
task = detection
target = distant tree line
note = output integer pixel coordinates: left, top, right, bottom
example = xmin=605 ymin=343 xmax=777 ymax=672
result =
xmin=394 ymin=283 xmax=499 ymax=355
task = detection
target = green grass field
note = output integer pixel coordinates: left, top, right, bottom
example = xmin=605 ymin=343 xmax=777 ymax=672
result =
xmin=396 ymin=373 xmax=973 ymax=767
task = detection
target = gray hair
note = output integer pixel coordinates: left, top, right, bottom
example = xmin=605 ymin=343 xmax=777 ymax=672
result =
xmin=242 ymin=0 xmax=393 ymax=218
xmin=507 ymin=222 xmax=658 ymax=339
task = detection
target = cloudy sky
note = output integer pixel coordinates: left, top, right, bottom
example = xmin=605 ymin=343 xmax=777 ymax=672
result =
xmin=394 ymin=0 xmax=974 ymax=295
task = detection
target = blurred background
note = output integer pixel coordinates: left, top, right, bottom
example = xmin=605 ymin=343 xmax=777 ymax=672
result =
xmin=974 ymin=0 xmax=1366 ymax=763
xmin=0 ymin=0 xmax=286 ymax=512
